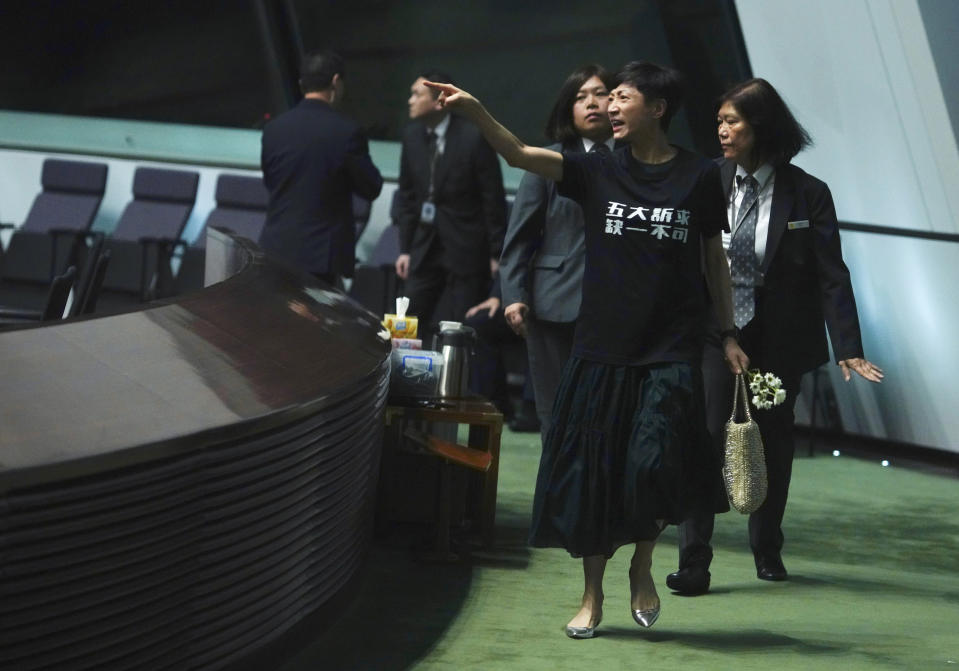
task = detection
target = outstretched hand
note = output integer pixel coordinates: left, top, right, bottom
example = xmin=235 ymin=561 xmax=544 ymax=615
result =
xmin=838 ymin=357 xmax=884 ymax=383
xmin=423 ymin=81 xmax=480 ymax=116
xmin=423 ymin=80 xmax=563 ymax=181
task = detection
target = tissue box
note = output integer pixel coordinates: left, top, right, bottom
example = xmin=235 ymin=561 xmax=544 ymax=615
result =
xmin=383 ymin=313 xmax=418 ymax=338
xmin=391 ymin=338 xmax=422 ymax=350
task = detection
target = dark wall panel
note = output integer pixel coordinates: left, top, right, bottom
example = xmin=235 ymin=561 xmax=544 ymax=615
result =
xmin=1 ymin=1 xmax=751 ymax=154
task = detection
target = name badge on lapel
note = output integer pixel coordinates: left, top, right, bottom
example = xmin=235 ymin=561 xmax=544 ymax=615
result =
xmin=787 ymin=219 xmax=809 ymax=230
xmin=420 ymin=201 xmax=436 ymax=225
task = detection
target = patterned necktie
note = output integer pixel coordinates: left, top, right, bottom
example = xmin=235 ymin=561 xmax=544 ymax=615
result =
xmin=729 ymin=174 xmax=760 ymax=328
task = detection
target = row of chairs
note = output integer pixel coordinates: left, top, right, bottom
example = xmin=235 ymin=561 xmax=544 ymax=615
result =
xmin=0 ymin=158 xmax=269 ymax=317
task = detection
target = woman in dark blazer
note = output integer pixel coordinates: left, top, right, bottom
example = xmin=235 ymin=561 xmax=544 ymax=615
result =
xmin=667 ymin=78 xmax=884 ymax=595
xmin=498 ymin=63 xmax=616 ymax=437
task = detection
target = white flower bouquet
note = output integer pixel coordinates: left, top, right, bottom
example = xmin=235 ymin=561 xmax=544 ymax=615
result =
xmin=747 ymin=369 xmax=787 ymax=409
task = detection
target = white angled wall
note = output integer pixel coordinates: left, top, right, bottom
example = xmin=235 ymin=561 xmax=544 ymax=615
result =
xmin=736 ymin=0 xmax=959 ymax=232
xmin=736 ymin=0 xmax=959 ymax=452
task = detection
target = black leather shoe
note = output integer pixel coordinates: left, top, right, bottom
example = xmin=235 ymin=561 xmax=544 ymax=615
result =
xmin=508 ymin=412 xmax=540 ymax=433
xmin=665 ymin=566 xmax=710 ymax=595
xmin=756 ymin=558 xmax=788 ymax=581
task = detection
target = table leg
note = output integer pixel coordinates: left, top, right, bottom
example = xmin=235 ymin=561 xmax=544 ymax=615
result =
xmin=468 ymin=421 xmax=501 ymax=548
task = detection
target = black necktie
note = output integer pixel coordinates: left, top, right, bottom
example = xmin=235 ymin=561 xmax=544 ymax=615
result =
xmin=589 ymin=142 xmax=610 ymax=155
xmin=426 ymin=129 xmax=439 ymax=200
xmin=729 ymin=174 xmax=760 ymax=327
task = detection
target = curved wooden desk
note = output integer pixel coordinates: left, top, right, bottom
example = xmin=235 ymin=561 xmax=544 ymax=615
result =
xmin=0 ymin=233 xmax=390 ymax=670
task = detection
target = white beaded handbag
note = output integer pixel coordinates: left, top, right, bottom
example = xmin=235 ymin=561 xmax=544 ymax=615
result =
xmin=722 ymin=373 xmax=769 ymax=514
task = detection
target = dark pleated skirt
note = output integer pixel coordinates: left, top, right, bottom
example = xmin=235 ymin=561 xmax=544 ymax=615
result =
xmin=528 ymin=356 xmax=728 ymax=558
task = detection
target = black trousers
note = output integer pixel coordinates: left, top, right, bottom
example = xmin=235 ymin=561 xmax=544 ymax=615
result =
xmin=677 ymin=319 xmax=800 ymax=570
xmin=464 ymin=304 xmax=525 ymax=415
xmin=405 ymin=261 xmax=489 ymax=344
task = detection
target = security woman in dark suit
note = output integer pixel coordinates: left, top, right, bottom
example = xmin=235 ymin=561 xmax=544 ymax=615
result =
xmin=499 ymin=63 xmax=616 ymax=437
xmin=667 ymin=78 xmax=884 ymax=595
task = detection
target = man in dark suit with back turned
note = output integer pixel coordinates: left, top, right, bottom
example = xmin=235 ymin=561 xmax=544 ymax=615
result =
xmin=260 ymin=50 xmax=383 ymax=287
xmin=394 ymin=71 xmax=506 ymax=338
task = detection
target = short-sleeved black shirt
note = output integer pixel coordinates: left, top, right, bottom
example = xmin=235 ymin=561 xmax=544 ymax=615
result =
xmin=557 ymin=146 xmax=727 ymax=366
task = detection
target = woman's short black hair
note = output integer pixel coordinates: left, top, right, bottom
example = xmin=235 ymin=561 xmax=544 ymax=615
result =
xmin=719 ymin=78 xmax=812 ymax=166
xmin=299 ymin=50 xmax=345 ymax=94
xmin=615 ymin=61 xmax=686 ymax=131
xmin=545 ymin=64 xmax=615 ymax=144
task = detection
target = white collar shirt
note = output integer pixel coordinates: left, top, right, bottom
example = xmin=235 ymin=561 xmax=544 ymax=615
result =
xmin=430 ymin=114 xmax=451 ymax=155
xmin=581 ymin=136 xmax=615 ymax=153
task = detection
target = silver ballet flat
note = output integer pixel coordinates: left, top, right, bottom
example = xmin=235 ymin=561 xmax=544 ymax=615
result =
xmin=565 ymin=624 xmax=598 ymax=639
xmin=632 ymin=605 xmax=661 ymax=628
xmin=565 ymin=615 xmax=601 ymax=639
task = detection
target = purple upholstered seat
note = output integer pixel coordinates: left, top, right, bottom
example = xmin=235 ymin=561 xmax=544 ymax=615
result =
xmin=173 ymin=174 xmax=267 ymax=295
xmin=0 ymin=159 xmax=108 ymax=286
xmin=195 ymin=174 xmax=268 ymax=248
xmin=21 ymin=159 xmax=108 ymax=235
xmin=100 ymin=166 xmax=199 ymax=303
xmin=109 ymin=167 xmax=199 ymax=242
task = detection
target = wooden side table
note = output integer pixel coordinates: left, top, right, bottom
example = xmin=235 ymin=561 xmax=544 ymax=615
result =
xmin=383 ymin=398 xmax=503 ymax=549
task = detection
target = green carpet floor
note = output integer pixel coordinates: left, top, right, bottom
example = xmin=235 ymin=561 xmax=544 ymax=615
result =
xmin=281 ymin=429 xmax=959 ymax=670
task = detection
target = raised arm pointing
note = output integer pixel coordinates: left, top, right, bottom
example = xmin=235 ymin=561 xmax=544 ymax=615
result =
xmin=424 ymin=80 xmax=565 ymax=182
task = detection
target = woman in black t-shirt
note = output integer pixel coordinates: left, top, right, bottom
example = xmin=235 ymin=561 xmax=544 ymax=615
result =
xmin=427 ymin=62 xmax=749 ymax=638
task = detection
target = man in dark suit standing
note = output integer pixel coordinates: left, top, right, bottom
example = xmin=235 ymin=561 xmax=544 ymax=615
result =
xmin=394 ymin=71 xmax=506 ymax=338
xmin=260 ymin=50 xmax=383 ymax=286
xmin=667 ymin=78 xmax=883 ymax=596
